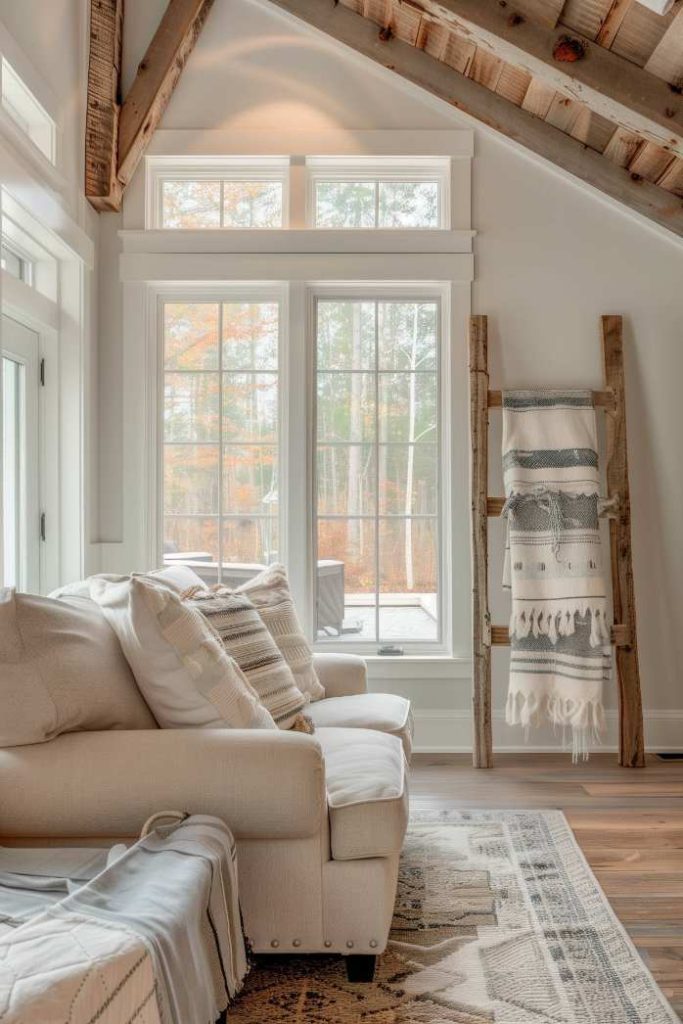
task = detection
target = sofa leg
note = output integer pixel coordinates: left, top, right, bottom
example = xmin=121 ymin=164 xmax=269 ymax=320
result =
xmin=345 ymin=954 xmax=377 ymax=982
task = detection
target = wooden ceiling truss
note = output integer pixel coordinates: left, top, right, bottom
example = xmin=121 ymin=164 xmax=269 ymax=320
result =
xmin=85 ymin=0 xmax=683 ymax=235
xmin=85 ymin=0 xmax=215 ymax=211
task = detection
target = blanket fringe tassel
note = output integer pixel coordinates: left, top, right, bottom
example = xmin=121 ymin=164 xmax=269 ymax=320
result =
xmin=506 ymin=690 xmax=605 ymax=763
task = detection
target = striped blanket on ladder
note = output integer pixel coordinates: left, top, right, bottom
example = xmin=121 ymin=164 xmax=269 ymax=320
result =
xmin=502 ymin=390 xmax=610 ymax=761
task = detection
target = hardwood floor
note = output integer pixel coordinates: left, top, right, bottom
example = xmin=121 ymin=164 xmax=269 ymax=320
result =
xmin=410 ymin=752 xmax=683 ymax=1018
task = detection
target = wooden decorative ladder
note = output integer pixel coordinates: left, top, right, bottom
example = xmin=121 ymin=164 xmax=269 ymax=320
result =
xmin=469 ymin=314 xmax=645 ymax=769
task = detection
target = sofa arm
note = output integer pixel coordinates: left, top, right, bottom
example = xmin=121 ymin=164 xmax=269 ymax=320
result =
xmin=313 ymin=653 xmax=367 ymax=699
xmin=0 ymin=729 xmax=326 ymax=840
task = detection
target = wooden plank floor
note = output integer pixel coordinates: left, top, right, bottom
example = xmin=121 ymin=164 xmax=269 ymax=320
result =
xmin=410 ymin=752 xmax=683 ymax=1018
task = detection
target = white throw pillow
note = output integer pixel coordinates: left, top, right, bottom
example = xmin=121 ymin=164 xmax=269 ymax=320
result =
xmin=89 ymin=575 xmax=276 ymax=732
xmin=235 ymin=564 xmax=325 ymax=702
xmin=0 ymin=588 xmax=157 ymax=747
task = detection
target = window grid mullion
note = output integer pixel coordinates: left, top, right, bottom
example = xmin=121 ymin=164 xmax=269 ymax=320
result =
xmin=217 ymin=302 xmax=224 ymax=583
xmin=374 ymin=300 xmax=380 ymax=645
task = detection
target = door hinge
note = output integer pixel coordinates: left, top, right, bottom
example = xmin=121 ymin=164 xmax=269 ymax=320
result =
xmin=40 ymin=512 xmax=46 ymax=542
xmin=39 ymin=358 xmax=45 ymax=386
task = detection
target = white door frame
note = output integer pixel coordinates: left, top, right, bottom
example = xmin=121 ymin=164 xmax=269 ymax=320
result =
xmin=2 ymin=313 xmax=39 ymax=590
xmin=1 ymin=293 xmax=60 ymax=592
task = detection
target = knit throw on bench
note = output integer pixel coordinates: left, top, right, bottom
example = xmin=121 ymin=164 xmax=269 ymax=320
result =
xmin=502 ymin=390 xmax=610 ymax=761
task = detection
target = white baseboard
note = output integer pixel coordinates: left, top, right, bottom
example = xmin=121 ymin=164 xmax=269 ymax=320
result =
xmin=412 ymin=708 xmax=683 ymax=754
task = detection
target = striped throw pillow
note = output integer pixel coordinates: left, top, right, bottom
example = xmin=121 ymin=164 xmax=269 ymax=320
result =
xmin=235 ymin=564 xmax=325 ymax=702
xmin=183 ymin=587 xmax=311 ymax=731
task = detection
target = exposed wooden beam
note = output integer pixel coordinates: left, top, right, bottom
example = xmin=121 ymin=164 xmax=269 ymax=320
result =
xmin=595 ymin=0 xmax=634 ymax=48
xmin=395 ymin=0 xmax=683 ymax=157
xmin=269 ymin=0 xmax=683 ymax=237
xmin=117 ymin=0 xmax=215 ymax=188
xmin=644 ymin=6 xmax=683 ymax=84
xmin=85 ymin=0 xmax=123 ymax=212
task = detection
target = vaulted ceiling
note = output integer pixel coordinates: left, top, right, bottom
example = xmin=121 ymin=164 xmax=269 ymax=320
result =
xmin=85 ymin=0 xmax=683 ymax=236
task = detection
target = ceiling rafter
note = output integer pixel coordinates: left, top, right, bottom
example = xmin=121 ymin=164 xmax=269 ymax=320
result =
xmin=268 ymin=0 xmax=683 ymax=236
xmin=389 ymin=0 xmax=683 ymax=157
xmin=85 ymin=0 xmax=215 ymax=211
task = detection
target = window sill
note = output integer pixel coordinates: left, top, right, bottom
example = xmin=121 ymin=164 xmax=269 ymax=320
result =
xmin=315 ymin=654 xmax=472 ymax=681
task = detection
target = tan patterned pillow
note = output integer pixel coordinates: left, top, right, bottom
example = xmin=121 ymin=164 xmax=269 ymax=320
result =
xmin=234 ymin=564 xmax=325 ymax=702
xmin=183 ymin=586 xmax=312 ymax=731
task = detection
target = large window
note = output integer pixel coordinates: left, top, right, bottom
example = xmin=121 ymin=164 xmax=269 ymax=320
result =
xmin=145 ymin=141 xmax=472 ymax=656
xmin=315 ymin=297 xmax=440 ymax=644
xmin=162 ymin=298 xmax=280 ymax=582
xmin=159 ymin=286 xmax=445 ymax=652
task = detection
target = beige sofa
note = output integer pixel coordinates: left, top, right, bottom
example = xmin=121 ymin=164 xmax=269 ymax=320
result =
xmin=0 ymin=652 xmax=412 ymax=982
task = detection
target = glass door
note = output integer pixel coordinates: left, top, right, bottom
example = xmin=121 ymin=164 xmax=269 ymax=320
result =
xmin=2 ymin=314 xmax=39 ymax=591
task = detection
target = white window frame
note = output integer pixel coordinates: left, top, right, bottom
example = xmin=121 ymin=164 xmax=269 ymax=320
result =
xmin=146 ymin=156 xmax=290 ymax=229
xmin=147 ymin=275 xmax=460 ymax=659
xmin=306 ymin=155 xmax=451 ymax=229
xmin=0 ymin=57 xmax=56 ymax=165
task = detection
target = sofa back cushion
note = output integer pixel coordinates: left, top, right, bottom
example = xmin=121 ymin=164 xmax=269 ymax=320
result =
xmin=89 ymin=576 xmax=277 ymax=732
xmin=183 ymin=586 xmax=310 ymax=730
xmin=0 ymin=588 xmax=157 ymax=747
xmin=234 ymin=564 xmax=325 ymax=702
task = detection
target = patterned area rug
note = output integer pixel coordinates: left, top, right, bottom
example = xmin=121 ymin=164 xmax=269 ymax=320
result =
xmin=229 ymin=810 xmax=680 ymax=1023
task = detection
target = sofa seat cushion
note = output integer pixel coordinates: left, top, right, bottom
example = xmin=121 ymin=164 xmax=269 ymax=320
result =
xmin=307 ymin=693 xmax=413 ymax=759
xmin=317 ymin=728 xmax=408 ymax=861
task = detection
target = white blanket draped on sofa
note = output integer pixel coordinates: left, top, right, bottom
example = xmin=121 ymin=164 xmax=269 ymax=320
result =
xmin=0 ymin=815 xmax=247 ymax=1024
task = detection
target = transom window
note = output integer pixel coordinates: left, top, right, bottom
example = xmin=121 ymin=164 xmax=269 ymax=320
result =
xmin=161 ymin=179 xmax=284 ymax=229
xmin=308 ymin=157 xmax=449 ymax=229
xmin=1 ymin=236 xmax=33 ymax=284
xmin=149 ymin=158 xmax=288 ymax=229
xmin=315 ymin=297 xmax=440 ymax=644
xmin=162 ymin=298 xmax=280 ymax=582
xmin=147 ymin=155 xmax=451 ymax=230
xmin=1 ymin=58 xmax=55 ymax=164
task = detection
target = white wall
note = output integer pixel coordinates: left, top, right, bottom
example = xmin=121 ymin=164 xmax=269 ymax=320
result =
xmin=98 ymin=0 xmax=683 ymax=750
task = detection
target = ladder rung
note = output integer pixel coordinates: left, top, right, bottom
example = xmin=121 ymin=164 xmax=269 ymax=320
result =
xmin=488 ymin=389 xmax=615 ymax=409
xmin=491 ymin=623 xmax=630 ymax=647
